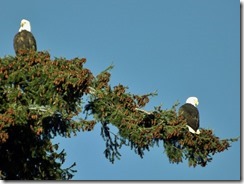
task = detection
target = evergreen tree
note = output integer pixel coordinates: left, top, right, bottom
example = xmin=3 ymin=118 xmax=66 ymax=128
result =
xmin=0 ymin=51 xmax=239 ymax=179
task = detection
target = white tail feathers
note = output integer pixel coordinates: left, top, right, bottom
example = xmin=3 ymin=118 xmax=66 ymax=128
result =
xmin=186 ymin=125 xmax=200 ymax=134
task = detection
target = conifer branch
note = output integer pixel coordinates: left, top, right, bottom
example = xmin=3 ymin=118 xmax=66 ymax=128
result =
xmin=0 ymin=51 xmax=239 ymax=179
xmin=135 ymin=108 xmax=152 ymax=115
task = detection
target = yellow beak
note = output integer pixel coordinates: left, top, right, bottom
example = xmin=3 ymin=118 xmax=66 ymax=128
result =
xmin=195 ymin=100 xmax=199 ymax=106
xmin=21 ymin=22 xmax=25 ymax=27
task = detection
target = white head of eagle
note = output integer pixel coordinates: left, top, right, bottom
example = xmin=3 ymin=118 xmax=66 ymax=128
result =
xmin=19 ymin=19 xmax=31 ymax=32
xmin=179 ymin=96 xmax=200 ymax=134
xmin=14 ymin=19 xmax=37 ymax=55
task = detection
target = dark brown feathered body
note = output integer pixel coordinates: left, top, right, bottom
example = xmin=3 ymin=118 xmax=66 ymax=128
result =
xmin=179 ymin=103 xmax=199 ymax=131
xmin=13 ymin=30 xmax=37 ymax=55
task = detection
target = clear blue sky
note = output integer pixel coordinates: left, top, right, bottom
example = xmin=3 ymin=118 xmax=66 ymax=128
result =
xmin=0 ymin=0 xmax=240 ymax=181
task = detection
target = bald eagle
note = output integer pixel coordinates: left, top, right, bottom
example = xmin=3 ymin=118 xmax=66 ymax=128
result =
xmin=13 ymin=19 xmax=37 ymax=55
xmin=179 ymin=97 xmax=200 ymax=134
